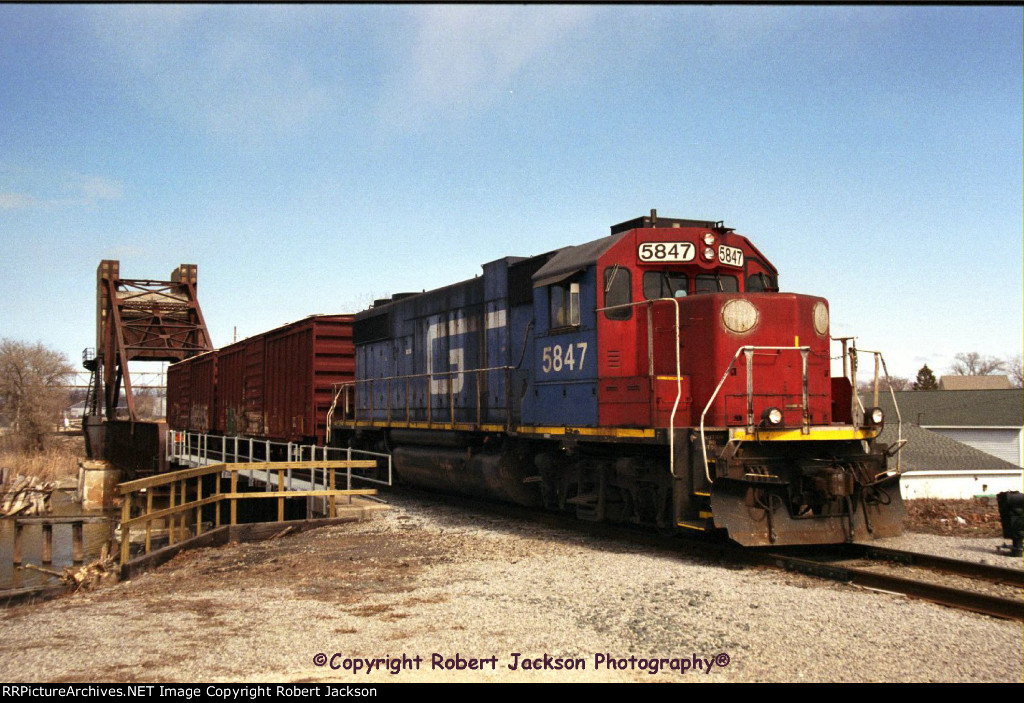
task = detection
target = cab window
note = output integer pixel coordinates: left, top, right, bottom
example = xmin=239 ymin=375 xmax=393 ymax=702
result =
xmin=603 ymin=266 xmax=632 ymax=320
xmin=746 ymin=272 xmax=778 ymax=292
xmin=643 ymin=271 xmax=688 ymax=299
xmin=550 ymin=280 xmax=581 ymax=328
xmin=695 ymin=274 xmax=738 ymax=294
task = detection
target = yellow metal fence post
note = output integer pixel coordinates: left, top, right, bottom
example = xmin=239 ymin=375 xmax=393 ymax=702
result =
xmin=168 ymin=482 xmax=176 ymax=546
xmin=329 ymin=467 xmax=336 ymax=518
xmin=179 ymin=479 xmax=186 ymax=538
xmin=196 ymin=476 xmax=203 ymax=536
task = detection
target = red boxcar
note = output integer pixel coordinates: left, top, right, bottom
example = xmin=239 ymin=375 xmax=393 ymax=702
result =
xmin=166 ymin=357 xmax=191 ymax=431
xmin=263 ymin=315 xmax=355 ymax=444
xmin=166 ymin=315 xmax=354 ymax=446
xmin=217 ymin=335 xmax=266 ymax=437
xmin=166 ymin=350 xmax=217 ymax=433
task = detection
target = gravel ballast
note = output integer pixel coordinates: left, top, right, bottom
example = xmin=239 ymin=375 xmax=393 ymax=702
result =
xmin=0 ymin=494 xmax=1020 ymax=683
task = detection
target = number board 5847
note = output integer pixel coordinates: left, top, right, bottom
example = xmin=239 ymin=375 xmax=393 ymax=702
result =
xmin=637 ymin=242 xmax=695 ymax=263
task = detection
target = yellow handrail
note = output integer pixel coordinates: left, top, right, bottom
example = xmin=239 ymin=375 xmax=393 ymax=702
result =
xmin=117 ymin=460 xmax=377 ymax=565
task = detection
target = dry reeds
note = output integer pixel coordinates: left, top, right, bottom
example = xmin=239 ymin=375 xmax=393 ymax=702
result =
xmin=0 ymin=433 xmax=83 ymax=484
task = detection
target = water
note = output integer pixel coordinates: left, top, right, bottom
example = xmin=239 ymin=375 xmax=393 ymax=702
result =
xmin=0 ymin=491 xmax=114 ymax=590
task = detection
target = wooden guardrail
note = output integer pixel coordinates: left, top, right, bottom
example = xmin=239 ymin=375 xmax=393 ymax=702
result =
xmin=117 ymin=460 xmax=377 ymax=564
xmin=13 ymin=516 xmax=110 ymax=565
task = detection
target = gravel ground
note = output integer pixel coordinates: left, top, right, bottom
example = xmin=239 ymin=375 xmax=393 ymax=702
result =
xmin=0 ymin=495 xmax=1020 ymax=683
xmin=871 ymin=532 xmax=1024 ymax=568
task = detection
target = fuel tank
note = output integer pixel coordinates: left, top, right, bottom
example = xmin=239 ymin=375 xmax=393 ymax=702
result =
xmin=392 ymin=445 xmax=544 ymax=508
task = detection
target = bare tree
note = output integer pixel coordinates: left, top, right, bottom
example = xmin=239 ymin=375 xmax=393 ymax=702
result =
xmin=886 ymin=376 xmax=911 ymax=391
xmin=132 ymin=387 xmax=164 ymax=420
xmin=949 ymin=351 xmax=1006 ymax=376
xmin=1009 ymin=355 xmax=1023 ymax=389
xmin=857 ymin=376 xmax=910 ymax=394
xmin=0 ymin=339 xmax=75 ymax=451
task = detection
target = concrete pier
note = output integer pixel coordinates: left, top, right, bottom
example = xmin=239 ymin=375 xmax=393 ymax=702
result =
xmin=77 ymin=460 xmax=121 ymax=510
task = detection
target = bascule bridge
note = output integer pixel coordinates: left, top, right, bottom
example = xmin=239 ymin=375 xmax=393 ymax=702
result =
xmin=82 ymin=260 xmax=213 ymax=475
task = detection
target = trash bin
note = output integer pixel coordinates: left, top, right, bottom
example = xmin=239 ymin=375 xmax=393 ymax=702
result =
xmin=996 ymin=491 xmax=1023 ymax=557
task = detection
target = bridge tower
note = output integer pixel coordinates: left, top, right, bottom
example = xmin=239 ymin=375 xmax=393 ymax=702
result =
xmin=83 ymin=260 xmax=214 ymax=465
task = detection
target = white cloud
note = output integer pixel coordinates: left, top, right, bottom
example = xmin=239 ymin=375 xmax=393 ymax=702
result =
xmin=0 ymin=165 xmax=123 ymax=211
xmin=87 ymin=6 xmax=339 ymax=144
xmin=69 ymin=173 xmax=123 ymax=202
xmin=381 ymin=6 xmax=600 ymax=129
xmin=84 ymin=6 xmax=603 ymax=141
xmin=102 ymin=244 xmax=149 ymax=261
xmin=0 ymin=193 xmax=39 ymax=210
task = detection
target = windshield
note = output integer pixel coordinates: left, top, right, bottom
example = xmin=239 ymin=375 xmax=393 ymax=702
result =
xmin=643 ymin=271 xmax=688 ymax=299
xmin=694 ymin=273 xmax=738 ymax=294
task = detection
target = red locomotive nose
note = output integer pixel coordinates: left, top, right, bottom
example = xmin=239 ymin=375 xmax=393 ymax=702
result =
xmin=675 ymin=292 xmax=833 ymax=431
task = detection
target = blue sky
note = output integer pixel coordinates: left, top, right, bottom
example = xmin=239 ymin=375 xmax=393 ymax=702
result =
xmin=1 ymin=5 xmax=1021 ymax=386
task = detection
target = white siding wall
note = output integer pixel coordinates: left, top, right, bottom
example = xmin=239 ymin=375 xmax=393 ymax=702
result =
xmin=927 ymin=427 xmax=1022 ymax=467
xmin=901 ymin=470 xmax=1023 ymax=499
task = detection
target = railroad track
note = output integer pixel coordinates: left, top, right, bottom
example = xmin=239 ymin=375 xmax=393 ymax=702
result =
xmin=387 ymin=486 xmax=1024 ymax=621
xmin=749 ymin=545 xmax=1024 ymax=622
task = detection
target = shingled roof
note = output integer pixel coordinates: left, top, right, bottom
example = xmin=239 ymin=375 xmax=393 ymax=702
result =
xmin=938 ymin=375 xmax=1013 ymax=390
xmin=867 ymin=389 xmax=1024 ymax=427
xmin=860 ymin=393 xmax=1023 ymax=473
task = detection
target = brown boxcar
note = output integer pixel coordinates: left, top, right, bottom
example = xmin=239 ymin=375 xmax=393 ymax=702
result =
xmin=217 ymin=335 xmax=266 ymax=437
xmin=166 ymin=356 xmax=191 ymax=431
xmin=167 ymin=315 xmax=354 ymax=446
xmin=166 ymin=350 xmax=217 ymax=433
xmin=263 ymin=315 xmax=355 ymax=444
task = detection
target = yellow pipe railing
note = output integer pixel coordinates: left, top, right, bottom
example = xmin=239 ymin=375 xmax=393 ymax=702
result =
xmin=117 ymin=460 xmax=377 ymax=565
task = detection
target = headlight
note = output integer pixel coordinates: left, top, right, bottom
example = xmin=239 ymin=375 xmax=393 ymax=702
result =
xmin=721 ymin=299 xmax=759 ymax=333
xmin=865 ymin=407 xmax=884 ymax=426
xmin=762 ymin=407 xmax=783 ymax=426
xmin=813 ymin=302 xmax=829 ymax=336
xmin=703 ymin=246 xmax=715 ymax=261
xmin=703 ymin=232 xmax=716 ymax=246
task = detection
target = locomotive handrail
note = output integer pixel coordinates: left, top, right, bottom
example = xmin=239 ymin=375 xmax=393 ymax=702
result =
xmin=326 ymin=320 xmax=537 ymax=441
xmin=847 ymin=346 xmax=904 ymax=474
xmin=328 ymin=365 xmax=516 ymax=385
xmin=596 ymin=296 xmax=683 ymax=478
xmin=699 ymin=345 xmax=811 ymax=485
xmin=699 ymin=344 xmax=905 ymax=485
xmin=328 ymin=364 xmax=518 ymax=435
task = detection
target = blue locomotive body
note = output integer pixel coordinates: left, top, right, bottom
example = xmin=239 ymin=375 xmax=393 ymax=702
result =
xmin=352 ymin=251 xmax=606 ymax=430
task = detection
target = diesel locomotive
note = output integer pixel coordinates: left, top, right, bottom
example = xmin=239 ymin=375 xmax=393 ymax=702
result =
xmin=329 ymin=212 xmax=905 ymax=546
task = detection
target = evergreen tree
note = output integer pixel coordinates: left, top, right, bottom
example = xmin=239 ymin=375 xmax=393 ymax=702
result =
xmin=912 ymin=364 xmax=938 ymax=391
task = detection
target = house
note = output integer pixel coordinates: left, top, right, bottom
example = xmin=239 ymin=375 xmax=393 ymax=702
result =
xmin=884 ymin=388 xmax=1022 ymax=467
xmin=861 ymin=391 xmax=1023 ymax=499
xmin=938 ymin=375 xmax=1013 ymax=390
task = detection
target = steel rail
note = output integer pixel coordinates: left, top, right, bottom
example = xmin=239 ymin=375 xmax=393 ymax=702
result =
xmin=750 ymin=551 xmax=1024 ymax=622
xmin=839 ymin=544 xmax=1024 ymax=587
xmin=372 ymin=485 xmax=1023 ymax=621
